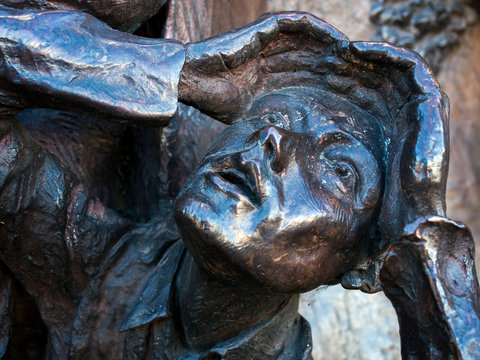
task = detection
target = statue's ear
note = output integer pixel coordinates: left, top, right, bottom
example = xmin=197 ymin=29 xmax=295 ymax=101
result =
xmin=340 ymin=252 xmax=386 ymax=294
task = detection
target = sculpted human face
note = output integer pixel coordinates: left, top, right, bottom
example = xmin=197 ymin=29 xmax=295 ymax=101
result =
xmin=174 ymin=87 xmax=384 ymax=293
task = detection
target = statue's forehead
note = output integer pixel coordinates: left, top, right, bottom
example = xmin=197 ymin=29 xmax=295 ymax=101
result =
xmin=247 ymin=87 xmax=380 ymax=138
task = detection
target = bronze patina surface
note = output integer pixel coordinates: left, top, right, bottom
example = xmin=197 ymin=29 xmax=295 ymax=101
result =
xmin=0 ymin=3 xmax=478 ymax=359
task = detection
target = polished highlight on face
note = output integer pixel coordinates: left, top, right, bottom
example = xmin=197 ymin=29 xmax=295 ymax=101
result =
xmin=174 ymin=86 xmax=385 ymax=293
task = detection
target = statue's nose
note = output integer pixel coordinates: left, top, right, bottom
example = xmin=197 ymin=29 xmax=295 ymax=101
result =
xmin=247 ymin=125 xmax=291 ymax=174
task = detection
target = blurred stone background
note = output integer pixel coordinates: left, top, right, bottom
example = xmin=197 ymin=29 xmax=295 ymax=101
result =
xmin=158 ymin=1 xmax=480 ymax=359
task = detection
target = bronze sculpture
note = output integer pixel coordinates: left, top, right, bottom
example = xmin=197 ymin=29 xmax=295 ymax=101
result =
xmin=0 ymin=2 xmax=478 ymax=359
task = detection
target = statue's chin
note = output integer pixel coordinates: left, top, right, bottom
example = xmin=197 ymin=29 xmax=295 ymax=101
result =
xmin=173 ymin=179 xmax=367 ymax=295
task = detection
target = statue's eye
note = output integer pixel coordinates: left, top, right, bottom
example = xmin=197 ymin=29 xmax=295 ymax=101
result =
xmin=335 ymin=164 xmax=350 ymax=177
xmin=261 ymin=112 xmax=284 ymax=125
xmin=334 ymin=161 xmax=358 ymax=194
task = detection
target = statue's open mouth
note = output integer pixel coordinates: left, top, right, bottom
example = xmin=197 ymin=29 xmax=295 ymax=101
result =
xmin=208 ymin=168 xmax=259 ymax=206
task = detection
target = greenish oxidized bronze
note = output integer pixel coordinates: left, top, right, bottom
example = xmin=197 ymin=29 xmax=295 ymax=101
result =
xmin=0 ymin=2 xmax=478 ymax=359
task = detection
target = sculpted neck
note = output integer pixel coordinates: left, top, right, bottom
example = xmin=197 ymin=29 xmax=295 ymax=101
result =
xmin=174 ymin=252 xmax=297 ymax=352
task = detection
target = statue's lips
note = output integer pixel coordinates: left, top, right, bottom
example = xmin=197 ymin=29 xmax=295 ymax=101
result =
xmin=206 ymin=168 xmax=259 ymax=206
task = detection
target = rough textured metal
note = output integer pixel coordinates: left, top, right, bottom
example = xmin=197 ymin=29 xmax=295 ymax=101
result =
xmin=0 ymin=3 xmax=478 ymax=360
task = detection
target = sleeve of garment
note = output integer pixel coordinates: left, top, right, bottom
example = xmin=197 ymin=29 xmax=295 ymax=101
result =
xmin=0 ymin=5 xmax=185 ymax=126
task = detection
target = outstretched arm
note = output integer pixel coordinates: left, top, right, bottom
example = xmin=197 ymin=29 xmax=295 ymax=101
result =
xmin=0 ymin=5 xmax=185 ymax=126
xmin=381 ymin=216 xmax=480 ymax=359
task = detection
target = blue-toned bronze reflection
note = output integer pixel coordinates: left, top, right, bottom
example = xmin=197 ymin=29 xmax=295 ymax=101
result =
xmin=175 ymin=87 xmax=384 ymax=293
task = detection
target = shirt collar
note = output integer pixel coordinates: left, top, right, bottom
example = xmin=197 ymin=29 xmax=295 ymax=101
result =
xmin=120 ymin=239 xmax=185 ymax=331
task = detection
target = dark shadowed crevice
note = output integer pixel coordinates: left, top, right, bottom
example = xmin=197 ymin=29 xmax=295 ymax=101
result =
xmin=134 ymin=1 xmax=170 ymax=38
xmin=4 ymin=278 xmax=47 ymax=360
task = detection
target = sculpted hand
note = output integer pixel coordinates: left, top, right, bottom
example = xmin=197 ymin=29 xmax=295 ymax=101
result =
xmin=380 ymin=216 xmax=480 ymax=359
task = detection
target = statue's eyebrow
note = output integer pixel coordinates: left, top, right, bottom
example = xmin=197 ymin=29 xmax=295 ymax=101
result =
xmin=316 ymin=130 xmax=352 ymax=151
xmin=248 ymin=93 xmax=309 ymax=120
